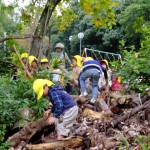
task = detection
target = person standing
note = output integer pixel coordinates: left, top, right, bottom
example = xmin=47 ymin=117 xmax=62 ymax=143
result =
xmin=51 ymin=43 xmax=72 ymax=69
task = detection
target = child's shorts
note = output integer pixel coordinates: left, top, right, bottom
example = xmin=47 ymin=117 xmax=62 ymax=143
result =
xmin=55 ymin=105 xmax=78 ymax=136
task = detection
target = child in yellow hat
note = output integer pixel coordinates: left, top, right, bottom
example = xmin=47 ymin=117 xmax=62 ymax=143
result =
xmin=71 ymin=55 xmax=82 ymax=81
xmin=33 ymin=79 xmax=78 ymax=140
xmin=40 ymin=58 xmax=49 ymax=69
xmin=28 ymin=55 xmax=38 ymax=75
xmin=79 ymin=57 xmax=109 ymax=105
xmin=21 ymin=53 xmax=28 ymax=66
xmin=100 ymin=60 xmax=112 ymax=88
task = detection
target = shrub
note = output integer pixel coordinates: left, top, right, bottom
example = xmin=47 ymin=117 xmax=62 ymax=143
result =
xmin=112 ymin=26 xmax=150 ymax=93
xmin=0 ymin=76 xmax=48 ymax=149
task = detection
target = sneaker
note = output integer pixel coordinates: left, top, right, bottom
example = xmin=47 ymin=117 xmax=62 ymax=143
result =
xmin=79 ymin=91 xmax=88 ymax=97
xmin=90 ymin=98 xmax=96 ymax=104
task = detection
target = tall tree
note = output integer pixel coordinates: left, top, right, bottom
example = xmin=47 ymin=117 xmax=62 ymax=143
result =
xmin=29 ymin=0 xmax=118 ymax=58
xmin=30 ymin=0 xmax=61 ymax=58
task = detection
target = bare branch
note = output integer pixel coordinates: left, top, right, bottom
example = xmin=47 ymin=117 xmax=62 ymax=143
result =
xmin=0 ymin=35 xmax=41 ymax=43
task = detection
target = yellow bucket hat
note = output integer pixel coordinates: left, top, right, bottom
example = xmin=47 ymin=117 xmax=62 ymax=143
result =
xmin=72 ymin=55 xmax=82 ymax=67
xmin=33 ymin=79 xmax=54 ymax=100
xmin=29 ymin=55 xmax=37 ymax=66
xmin=41 ymin=58 xmax=49 ymax=63
xmin=21 ymin=53 xmax=28 ymax=59
xmin=100 ymin=59 xmax=110 ymax=70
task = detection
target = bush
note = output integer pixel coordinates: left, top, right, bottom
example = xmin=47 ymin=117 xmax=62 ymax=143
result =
xmin=0 ymin=76 xmax=48 ymax=149
xmin=113 ymin=27 xmax=150 ymax=93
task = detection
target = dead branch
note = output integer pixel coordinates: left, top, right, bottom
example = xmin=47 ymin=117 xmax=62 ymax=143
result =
xmin=111 ymin=100 xmax=150 ymax=127
xmin=81 ymin=108 xmax=104 ymax=120
xmin=26 ymin=136 xmax=83 ymax=150
xmin=0 ymin=35 xmax=41 ymax=43
xmin=13 ymin=45 xmax=32 ymax=79
xmin=8 ymin=116 xmax=55 ymax=148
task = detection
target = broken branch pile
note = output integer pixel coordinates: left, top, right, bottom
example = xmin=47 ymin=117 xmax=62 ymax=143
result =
xmin=8 ymin=90 xmax=150 ymax=150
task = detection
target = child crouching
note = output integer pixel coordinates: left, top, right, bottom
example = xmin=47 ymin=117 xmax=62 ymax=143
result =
xmin=33 ymin=79 xmax=78 ymax=140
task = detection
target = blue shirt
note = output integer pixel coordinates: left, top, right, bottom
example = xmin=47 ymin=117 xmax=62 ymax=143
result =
xmin=48 ymin=85 xmax=77 ymax=118
xmin=82 ymin=60 xmax=108 ymax=79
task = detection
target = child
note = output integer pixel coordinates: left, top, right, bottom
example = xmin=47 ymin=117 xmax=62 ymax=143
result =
xmin=28 ymin=55 xmax=38 ymax=75
xmin=79 ymin=57 xmax=109 ymax=104
xmin=71 ymin=55 xmax=82 ymax=85
xmin=21 ymin=53 xmax=28 ymax=67
xmin=33 ymin=79 xmax=78 ymax=140
xmin=99 ymin=59 xmax=112 ymax=88
xmin=40 ymin=58 xmax=49 ymax=69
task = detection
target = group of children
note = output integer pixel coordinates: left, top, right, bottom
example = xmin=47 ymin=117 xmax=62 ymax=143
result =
xmin=19 ymin=43 xmax=121 ymax=140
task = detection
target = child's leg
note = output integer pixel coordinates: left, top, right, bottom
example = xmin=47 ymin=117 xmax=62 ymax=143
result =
xmin=91 ymin=71 xmax=100 ymax=100
xmin=80 ymin=70 xmax=91 ymax=93
xmin=55 ymin=105 xmax=78 ymax=140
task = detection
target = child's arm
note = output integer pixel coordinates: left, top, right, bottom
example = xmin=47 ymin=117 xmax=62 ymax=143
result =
xmin=51 ymin=92 xmax=64 ymax=118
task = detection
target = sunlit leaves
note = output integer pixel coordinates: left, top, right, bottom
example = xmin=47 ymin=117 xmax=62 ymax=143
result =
xmin=52 ymin=6 xmax=78 ymax=31
xmin=21 ymin=9 xmax=32 ymax=24
xmin=79 ymin=0 xmax=119 ymax=28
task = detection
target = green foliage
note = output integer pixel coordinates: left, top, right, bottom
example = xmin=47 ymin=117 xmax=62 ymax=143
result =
xmin=0 ymin=40 xmax=27 ymax=76
xmin=50 ymin=58 xmax=64 ymax=69
xmin=50 ymin=0 xmax=127 ymax=55
xmin=0 ymin=1 xmax=18 ymax=37
xmin=52 ymin=7 xmax=78 ymax=31
xmin=118 ymin=0 xmax=150 ymax=37
xmin=79 ymin=0 xmax=118 ymax=28
xmin=135 ymin=135 xmax=150 ymax=150
xmin=0 ymin=77 xmax=48 ymax=148
xmin=112 ymin=26 xmax=150 ymax=93
xmin=115 ymin=130 xmax=129 ymax=149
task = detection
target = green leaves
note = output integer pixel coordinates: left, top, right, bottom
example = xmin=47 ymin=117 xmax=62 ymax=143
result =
xmin=0 ymin=77 xmax=48 ymax=147
xmin=113 ymin=26 xmax=150 ymax=93
xmin=118 ymin=0 xmax=150 ymax=37
xmin=79 ymin=0 xmax=119 ymax=28
xmin=0 ymin=1 xmax=17 ymax=37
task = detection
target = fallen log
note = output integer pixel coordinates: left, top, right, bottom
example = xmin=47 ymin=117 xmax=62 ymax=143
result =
xmin=110 ymin=92 xmax=132 ymax=105
xmin=26 ymin=136 xmax=83 ymax=150
xmin=81 ymin=108 xmax=103 ymax=120
xmin=8 ymin=116 xmax=55 ymax=148
xmin=111 ymin=100 xmax=150 ymax=127
xmin=97 ymin=95 xmax=113 ymax=116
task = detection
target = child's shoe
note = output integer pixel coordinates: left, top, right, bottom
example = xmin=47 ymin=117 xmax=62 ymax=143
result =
xmin=79 ymin=91 xmax=88 ymax=97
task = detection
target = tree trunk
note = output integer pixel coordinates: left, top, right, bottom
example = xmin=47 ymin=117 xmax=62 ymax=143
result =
xmin=30 ymin=0 xmax=61 ymax=58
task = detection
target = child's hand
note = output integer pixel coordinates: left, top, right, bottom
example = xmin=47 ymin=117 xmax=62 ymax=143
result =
xmin=47 ymin=116 xmax=55 ymax=125
xmin=44 ymin=109 xmax=51 ymax=117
